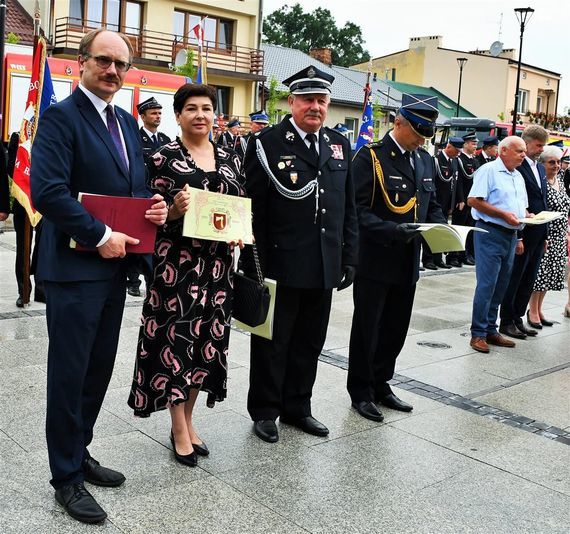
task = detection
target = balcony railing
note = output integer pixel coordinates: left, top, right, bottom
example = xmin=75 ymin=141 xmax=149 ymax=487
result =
xmin=53 ymin=18 xmax=264 ymax=77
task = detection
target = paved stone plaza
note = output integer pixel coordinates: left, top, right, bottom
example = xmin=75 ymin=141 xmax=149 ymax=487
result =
xmin=0 ymin=228 xmax=569 ymax=533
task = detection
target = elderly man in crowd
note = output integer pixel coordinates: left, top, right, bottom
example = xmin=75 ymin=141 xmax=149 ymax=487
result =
xmin=499 ymin=125 xmax=549 ymax=339
xmin=468 ymin=136 xmax=528 ymax=353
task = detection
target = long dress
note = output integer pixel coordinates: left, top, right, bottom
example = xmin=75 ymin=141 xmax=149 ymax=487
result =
xmin=532 ymin=175 xmax=570 ymax=291
xmin=128 ymin=138 xmax=246 ymax=416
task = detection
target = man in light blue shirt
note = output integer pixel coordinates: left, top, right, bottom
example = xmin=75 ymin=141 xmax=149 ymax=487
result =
xmin=467 ymin=136 xmax=528 ymax=353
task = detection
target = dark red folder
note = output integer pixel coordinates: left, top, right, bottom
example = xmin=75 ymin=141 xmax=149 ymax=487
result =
xmin=71 ymin=193 xmax=157 ymax=254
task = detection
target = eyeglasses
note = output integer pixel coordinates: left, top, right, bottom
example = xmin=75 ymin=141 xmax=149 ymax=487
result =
xmin=84 ymin=54 xmax=132 ymax=73
xmin=545 ymin=160 xmax=561 ymax=165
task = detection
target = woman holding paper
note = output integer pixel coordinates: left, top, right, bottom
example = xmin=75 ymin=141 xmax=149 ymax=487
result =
xmin=128 ymin=84 xmax=246 ymax=466
xmin=528 ymin=146 xmax=570 ymax=326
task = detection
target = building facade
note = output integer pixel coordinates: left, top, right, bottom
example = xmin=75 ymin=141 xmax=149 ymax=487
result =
xmin=353 ymin=36 xmax=561 ymax=124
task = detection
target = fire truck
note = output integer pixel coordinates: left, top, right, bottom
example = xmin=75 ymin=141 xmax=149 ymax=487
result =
xmin=2 ymin=52 xmax=186 ymax=142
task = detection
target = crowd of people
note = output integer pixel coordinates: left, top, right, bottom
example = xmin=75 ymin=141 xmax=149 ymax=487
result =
xmin=0 ymin=28 xmax=569 ymax=525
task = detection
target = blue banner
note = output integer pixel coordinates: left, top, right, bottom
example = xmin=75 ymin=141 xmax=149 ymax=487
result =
xmin=355 ymin=85 xmax=374 ymax=150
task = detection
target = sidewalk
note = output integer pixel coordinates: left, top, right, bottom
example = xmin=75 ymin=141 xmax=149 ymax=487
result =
xmin=1 ymin=228 xmax=569 ymax=533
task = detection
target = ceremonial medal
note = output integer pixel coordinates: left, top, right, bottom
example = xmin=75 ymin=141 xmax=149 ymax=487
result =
xmin=331 ymin=144 xmax=344 ymax=160
xmin=290 ymin=172 xmax=298 ymax=184
xmin=395 ymin=193 xmax=399 ymax=202
xmin=278 ymin=162 xmax=286 ymax=170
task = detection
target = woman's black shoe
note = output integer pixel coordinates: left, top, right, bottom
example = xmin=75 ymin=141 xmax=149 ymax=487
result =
xmin=540 ymin=317 xmax=554 ymax=327
xmin=170 ymin=431 xmax=197 ymax=467
xmin=192 ymin=441 xmax=210 ymax=456
xmin=526 ymin=311 xmax=542 ymax=329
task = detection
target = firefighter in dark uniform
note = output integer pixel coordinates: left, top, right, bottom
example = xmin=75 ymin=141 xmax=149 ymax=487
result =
xmin=217 ymin=118 xmax=245 ymax=159
xmin=243 ymin=66 xmax=358 ymax=443
xmin=241 ymin=110 xmax=269 ymax=162
xmin=126 ymin=97 xmax=171 ymax=296
xmin=347 ymin=94 xmax=446 ymax=422
xmin=475 ymin=135 xmax=499 ymax=167
xmin=422 ymin=136 xmax=463 ymax=269
xmin=447 ymin=131 xmax=480 ymax=267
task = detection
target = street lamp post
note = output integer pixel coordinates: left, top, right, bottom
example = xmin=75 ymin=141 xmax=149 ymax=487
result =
xmin=512 ymin=7 xmax=535 ymax=135
xmin=456 ymin=57 xmax=468 ymax=118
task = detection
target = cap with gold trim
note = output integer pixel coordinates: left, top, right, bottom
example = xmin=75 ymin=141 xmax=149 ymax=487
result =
xmin=282 ymin=65 xmax=334 ymax=95
xmin=398 ymin=93 xmax=439 ymax=138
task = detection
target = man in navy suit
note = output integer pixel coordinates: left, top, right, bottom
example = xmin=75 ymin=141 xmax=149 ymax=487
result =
xmin=31 ymin=29 xmax=167 ymax=524
xmin=499 ymin=125 xmax=549 ymax=339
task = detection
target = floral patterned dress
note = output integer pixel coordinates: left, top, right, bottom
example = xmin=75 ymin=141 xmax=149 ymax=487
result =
xmin=533 ymin=175 xmax=570 ymax=291
xmin=128 ymin=138 xmax=246 ymax=416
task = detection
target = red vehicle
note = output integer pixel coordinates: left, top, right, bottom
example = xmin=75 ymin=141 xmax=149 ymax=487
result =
xmin=491 ymin=122 xmax=527 ymax=140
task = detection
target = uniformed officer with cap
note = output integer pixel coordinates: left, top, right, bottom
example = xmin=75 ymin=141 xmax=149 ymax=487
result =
xmin=423 ymin=136 xmax=463 ymax=269
xmin=242 ymin=65 xmax=358 ymax=443
xmin=347 ymin=93 xmax=446 ymax=422
xmin=137 ymin=97 xmax=171 ymax=166
xmin=448 ymin=131 xmax=480 ymax=267
xmin=476 ymin=135 xmax=499 ymax=167
xmin=217 ymin=118 xmax=245 ymax=158
xmin=241 ymin=110 xmax=270 ymax=159
xmin=126 ymin=97 xmax=171 ymax=297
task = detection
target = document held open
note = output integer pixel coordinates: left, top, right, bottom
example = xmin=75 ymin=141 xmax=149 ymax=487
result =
xmin=182 ymin=188 xmax=253 ymax=244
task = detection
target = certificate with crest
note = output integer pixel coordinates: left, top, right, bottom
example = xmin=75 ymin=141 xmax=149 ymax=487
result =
xmin=182 ymin=189 xmax=253 ymax=244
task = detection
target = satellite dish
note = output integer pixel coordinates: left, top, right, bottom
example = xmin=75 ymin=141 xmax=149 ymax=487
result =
xmin=490 ymin=41 xmax=503 ymax=57
xmin=174 ymin=48 xmax=187 ymax=67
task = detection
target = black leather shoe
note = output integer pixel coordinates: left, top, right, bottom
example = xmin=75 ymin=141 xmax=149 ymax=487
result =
xmin=447 ymin=258 xmax=462 ymax=268
xmin=526 ymin=311 xmax=542 ymax=330
xmin=16 ymin=296 xmax=24 ymax=308
xmin=170 ymin=431 xmax=197 ymax=466
xmin=516 ymin=321 xmax=538 ymax=336
xmin=192 ymin=441 xmax=210 ymax=456
xmin=352 ymin=401 xmax=384 ymax=422
xmin=423 ymin=262 xmax=438 ymax=270
xmin=464 ymin=255 xmax=476 ymax=266
xmin=55 ymin=483 xmax=107 ymax=524
xmin=253 ymin=420 xmax=279 ymax=443
xmin=82 ymin=457 xmax=125 ymax=487
xmin=376 ymin=392 xmax=413 ymax=412
xmin=34 ymin=291 xmax=46 ymax=303
xmin=434 ymin=260 xmax=452 ymax=269
xmin=127 ymin=286 xmax=141 ymax=297
xmin=499 ymin=324 xmax=527 ymax=339
xmin=280 ymin=415 xmax=329 ymax=437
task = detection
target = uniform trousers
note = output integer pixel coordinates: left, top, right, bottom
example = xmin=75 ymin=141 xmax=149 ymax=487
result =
xmin=247 ymin=286 xmax=332 ymax=421
xmin=13 ymin=200 xmax=43 ymax=299
xmin=471 ymin=222 xmax=516 ymax=337
xmin=499 ymin=233 xmax=545 ymax=327
xmin=347 ymin=276 xmax=416 ymax=402
xmin=44 ymin=266 xmax=127 ymax=489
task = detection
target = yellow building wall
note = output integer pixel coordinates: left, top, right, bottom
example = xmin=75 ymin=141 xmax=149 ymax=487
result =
xmin=354 ymin=50 xmax=425 ymax=86
xmin=505 ymin=64 xmax=558 ymax=118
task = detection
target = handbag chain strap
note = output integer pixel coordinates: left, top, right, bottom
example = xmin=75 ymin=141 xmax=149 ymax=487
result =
xmin=251 ymin=244 xmax=265 ymax=286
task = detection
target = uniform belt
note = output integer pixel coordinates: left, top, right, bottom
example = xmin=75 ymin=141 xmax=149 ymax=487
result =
xmin=477 ymin=220 xmax=516 ymax=235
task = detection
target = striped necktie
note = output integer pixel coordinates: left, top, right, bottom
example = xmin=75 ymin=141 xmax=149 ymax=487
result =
xmin=106 ymin=105 xmax=128 ymax=171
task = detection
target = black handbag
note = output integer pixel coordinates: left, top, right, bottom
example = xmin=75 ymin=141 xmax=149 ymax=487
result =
xmin=233 ymin=245 xmax=271 ymax=327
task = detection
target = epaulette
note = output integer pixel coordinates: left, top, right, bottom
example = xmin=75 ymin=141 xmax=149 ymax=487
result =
xmin=253 ymin=125 xmax=274 ymax=138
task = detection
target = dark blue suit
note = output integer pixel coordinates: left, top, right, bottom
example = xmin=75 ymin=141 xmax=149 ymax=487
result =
xmin=500 ymin=158 xmax=547 ymax=326
xmin=31 ymin=87 xmax=149 ymax=489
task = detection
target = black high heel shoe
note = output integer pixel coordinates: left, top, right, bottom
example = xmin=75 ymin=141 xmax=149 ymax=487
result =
xmin=539 ymin=316 xmax=554 ymax=327
xmin=526 ymin=311 xmax=542 ymax=329
xmin=170 ymin=431 xmax=197 ymax=467
xmin=192 ymin=441 xmax=210 ymax=457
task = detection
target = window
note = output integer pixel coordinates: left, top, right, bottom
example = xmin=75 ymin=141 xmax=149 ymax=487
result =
xmin=173 ymin=11 xmax=234 ymax=50
xmin=517 ymin=89 xmax=529 ymax=114
xmin=215 ymin=87 xmax=231 ymax=117
xmin=69 ymin=1 xmax=141 ymax=33
xmin=536 ymin=96 xmax=543 ymax=113
xmin=344 ymin=118 xmax=359 ymax=143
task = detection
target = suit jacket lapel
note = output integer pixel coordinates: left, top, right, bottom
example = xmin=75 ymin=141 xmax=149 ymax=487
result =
xmin=318 ymin=131 xmax=333 ymax=170
xmin=278 ymin=119 xmax=316 ymax=167
xmin=413 ymin=150 xmax=424 ymax=190
xmin=73 ymin=89 xmax=130 ymax=183
xmin=384 ymin=135 xmax=414 ymax=181
xmin=115 ymin=108 xmax=135 ymax=184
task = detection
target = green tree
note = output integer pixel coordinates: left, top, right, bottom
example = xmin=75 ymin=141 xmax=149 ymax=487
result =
xmin=266 ymin=76 xmax=289 ymax=124
xmin=174 ymin=48 xmax=196 ymax=80
xmin=263 ymin=3 xmax=370 ymax=67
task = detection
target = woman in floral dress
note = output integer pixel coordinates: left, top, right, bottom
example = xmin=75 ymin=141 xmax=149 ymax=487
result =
xmin=128 ymin=84 xmax=246 ymax=466
xmin=528 ymin=146 xmax=570 ymax=326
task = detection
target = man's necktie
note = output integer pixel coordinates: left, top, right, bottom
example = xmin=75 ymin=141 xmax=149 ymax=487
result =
xmin=403 ymin=150 xmax=414 ymax=173
xmin=306 ymin=133 xmax=319 ymax=163
xmin=152 ymin=133 xmax=158 ymax=147
xmin=106 ymin=105 xmax=128 ymax=171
